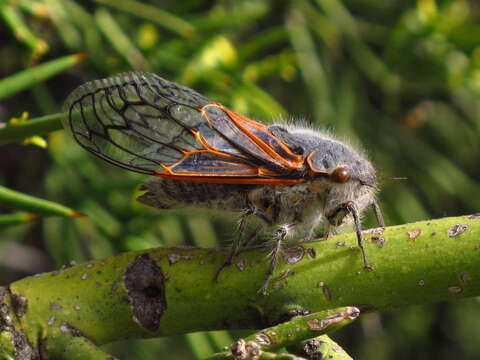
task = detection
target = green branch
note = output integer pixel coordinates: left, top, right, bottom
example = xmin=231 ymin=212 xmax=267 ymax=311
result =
xmin=0 ymin=113 xmax=63 ymax=145
xmin=0 ymin=185 xmax=84 ymax=218
xmin=208 ymin=307 xmax=357 ymax=359
xmin=1 ymin=215 xmax=479 ymax=358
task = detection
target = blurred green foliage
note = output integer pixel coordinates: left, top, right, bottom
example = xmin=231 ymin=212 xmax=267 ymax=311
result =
xmin=1 ymin=0 xmax=480 ymax=359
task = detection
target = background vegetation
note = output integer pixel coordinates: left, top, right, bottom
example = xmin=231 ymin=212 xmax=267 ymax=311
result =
xmin=1 ymin=0 xmax=480 ymax=358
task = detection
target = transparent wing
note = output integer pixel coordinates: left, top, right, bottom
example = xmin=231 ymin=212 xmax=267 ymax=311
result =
xmin=63 ymin=72 xmax=305 ymax=184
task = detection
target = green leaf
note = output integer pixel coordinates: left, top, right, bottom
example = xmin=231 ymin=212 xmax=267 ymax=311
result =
xmin=94 ymin=7 xmax=149 ymax=70
xmin=0 ymin=212 xmax=39 ymax=229
xmin=0 ymin=185 xmax=84 ymax=218
xmin=0 ymin=53 xmax=87 ymax=100
xmin=94 ymin=0 xmax=196 ymax=39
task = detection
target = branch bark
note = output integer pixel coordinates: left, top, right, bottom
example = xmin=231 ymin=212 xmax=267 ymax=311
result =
xmin=208 ymin=307 xmax=358 ymax=359
xmin=1 ymin=214 xmax=479 ymax=359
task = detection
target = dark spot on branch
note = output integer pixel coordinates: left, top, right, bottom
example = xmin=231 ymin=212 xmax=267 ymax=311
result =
xmin=231 ymin=339 xmax=260 ymax=359
xmin=305 ymin=248 xmax=316 ymax=258
xmin=61 ymin=261 xmax=77 ymax=270
xmin=448 ymin=285 xmax=463 ymax=294
xmin=363 ymin=227 xmax=384 ymax=235
xmin=59 ymin=322 xmax=84 ymax=337
xmin=278 ymin=308 xmax=311 ymax=323
xmin=50 ymin=302 xmax=63 ymax=310
xmin=11 ymin=294 xmax=28 ymax=318
xmin=448 ymin=224 xmax=468 ymax=237
xmin=124 ymin=254 xmax=167 ymax=331
xmin=371 ymin=236 xmax=385 ymax=248
xmin=167 ymin=253 xmax=193 ymax=265
xmin=407 ymin=229 xmax=421 ymax=240
xmin=255 ymin=333 xmax=271 ymax=346
xmin=301 ymin=338 xmax=323 ymax=358
xmin=316 ymin=281 xmax=332 ymax=302
xmin=235 ymin=259 xmax=245 ymax=271
xmin=282 ymin=245 xmax=304 ymax=264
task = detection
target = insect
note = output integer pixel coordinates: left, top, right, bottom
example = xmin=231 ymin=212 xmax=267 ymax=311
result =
xmin=63 ymin=72 xmax=384 ymax=295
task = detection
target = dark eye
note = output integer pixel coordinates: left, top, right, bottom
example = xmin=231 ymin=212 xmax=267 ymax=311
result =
xmin=330 ymin=167 xmax=350 ymax=183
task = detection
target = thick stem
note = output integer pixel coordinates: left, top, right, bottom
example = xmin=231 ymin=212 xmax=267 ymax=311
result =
xmin=0 ymin=215 xmax=479 ymax=358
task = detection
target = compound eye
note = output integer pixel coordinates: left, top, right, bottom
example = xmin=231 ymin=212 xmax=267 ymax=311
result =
xmin=330 ymin=167 xmax=350 ymax=183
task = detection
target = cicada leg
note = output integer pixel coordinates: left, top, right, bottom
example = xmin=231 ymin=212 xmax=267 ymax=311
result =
xmin=347 ymin=202 xmax=372 ymax=270
xmin=371 ymin=200 xmax=385 ymax=227
xmin=259 ymin=223 xmax=294 ymax=296
xmin=213 ymin=206 xmax=254 ymax=282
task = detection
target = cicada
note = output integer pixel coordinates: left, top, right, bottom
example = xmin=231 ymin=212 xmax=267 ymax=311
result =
xmin=63 ymin=72 xmax=384 ymax=295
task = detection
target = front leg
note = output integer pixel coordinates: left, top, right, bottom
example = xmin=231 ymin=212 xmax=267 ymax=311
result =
xmin=326 ymin=201 xmax=372 ymax=270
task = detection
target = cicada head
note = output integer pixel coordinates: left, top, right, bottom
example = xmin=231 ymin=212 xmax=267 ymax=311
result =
xmin=268 ymin=124 xmax=379 ymax=227
xmin=308 ymin=138 xmax=378 ymax=227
